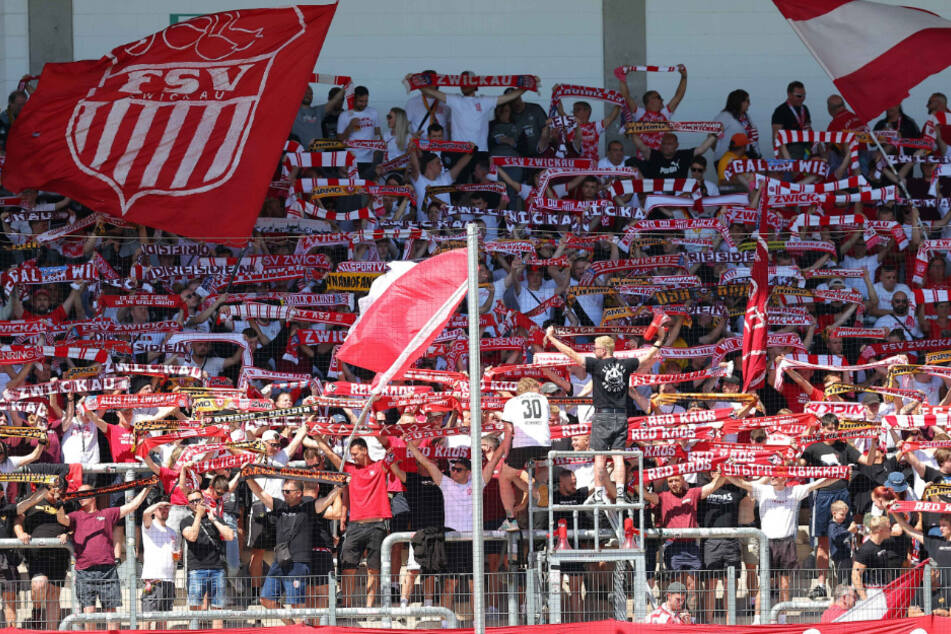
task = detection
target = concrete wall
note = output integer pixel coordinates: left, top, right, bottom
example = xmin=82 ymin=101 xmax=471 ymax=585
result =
xmin=0 ymin=0 xmax=29 ymax=100
xmin=67 ymin=0 xmax=604 ymax=119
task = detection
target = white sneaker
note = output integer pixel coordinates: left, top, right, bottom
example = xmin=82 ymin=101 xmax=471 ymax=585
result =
xmin=500 ymin=517 xmax=520 ymax=532
xmin=587 ymin=489 xmax=608 ymax=505
xmin=752 ymin=614 xmax=761 ymax=625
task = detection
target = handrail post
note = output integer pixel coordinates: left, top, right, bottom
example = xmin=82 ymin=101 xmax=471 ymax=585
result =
xmin=726 ymin=565 xmax=736 ymax=625
xmin=327 ymin=570 xmax=336 ymax=625
xmin=125 ymin=468 xmax=137 ymax=630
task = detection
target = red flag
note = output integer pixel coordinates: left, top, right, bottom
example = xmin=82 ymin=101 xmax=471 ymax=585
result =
xmin=835 ymin=559 xmax=926 ymax=621
xmin=772 ymin=0 xmax=951 ymax=122
xmin=741 ymin=189 xmax=770 ymax=392
xmin=336 ymin=249 xmax=468 ymax=390
xmin=2 ymin=6 xmax=337 ymax=245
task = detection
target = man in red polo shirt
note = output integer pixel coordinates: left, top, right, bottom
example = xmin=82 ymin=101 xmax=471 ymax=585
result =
xmin=314 ymin=436 xmax=391 ymax=608
xmin=11 ymin=285 xmax=85 ymax=322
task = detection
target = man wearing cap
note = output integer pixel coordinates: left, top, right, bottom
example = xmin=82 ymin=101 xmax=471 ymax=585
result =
xmin=544 ymin=324 xmax=668 ymax=505
xmin=626 ymin=129 xmax=718 ymax=179
xmin=716 ymin=133 xmax=754 ymax=188
xmin=499 ymin=378 xmax=552 ymax=531
xmin=645 ymin=581 xmax=692 ymax=624
xmin=11 ymin=285 xmax=85 ymax=323
xmin=247 ymin=425 xmax=308 ymax=599
xmin=141 ymin=498 xmax=177 ymax=629
xmin=405 ymin=435 xmax=505 ymax=625
xmin=506 ymin=256 xmax=570 ymax=329
xmin=799 ymin=413 xmax=877 ymax=599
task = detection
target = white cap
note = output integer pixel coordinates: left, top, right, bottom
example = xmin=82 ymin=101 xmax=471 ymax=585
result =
xmin=261 ymin=430 xmax=281 ymax=443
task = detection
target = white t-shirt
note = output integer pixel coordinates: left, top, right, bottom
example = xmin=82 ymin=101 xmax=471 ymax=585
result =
xmin=751 ymin=482 xmax=811 ymax=539
xmin=336 ymin=107 xmax=380 ymax=162
xmin=405 ymin=93 xmax=450 ymax=138
xmin=840 ymin=254 xmax=879 ymax=298
xmin=501 ymin=392 xmax=552 ymax=449
xmin=0 ymin=455 xmax=31 ymax=495
xmin=61 ymin=417 xmax=100 ymax=465
xmin=516 ymin=278 xmax=559 ymax=328
xmin=413 ymin=169 xmax=453 ymax=222
xmin=873 ymin=282 xmax=913 ymax=311
xmin=142 ymin=522 xmax=178 ymax=581
xmin=445 ymin=94 xmax=497 ymax=151
xmin=440 ymin=476 xmax=483 ymax=532
xmin=255 ymin=449 xmax=290 ymax=500
xmin=874 ymin=313 xmax=922 ymax=339
xmin=910 ymin=374 xmax=944 ymax=405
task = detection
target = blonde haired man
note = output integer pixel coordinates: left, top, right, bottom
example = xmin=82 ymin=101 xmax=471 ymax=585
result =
xmin=499 ymin=377 xmax=552 ymax=530
xmin=544 ymin=325 xmax=667 ymax=504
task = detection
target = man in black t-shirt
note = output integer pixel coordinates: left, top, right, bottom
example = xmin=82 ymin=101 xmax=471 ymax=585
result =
xmin=800 ymin=413 xmax=875 ymax=599
xmin=698 ymin=479 xmax=746 ymax=621
xmin=626 ymin=131 xmax=718 ymax=178
xmin=246 ymin=477 xmax=341 ymax=622
xmin=771 ymin=81 xmax=812 ymax=159
xmin=2 ymin=486 xmax=53 ymax=628
xmin=851 ymin=515 xmax=905 ymax=601
xmin=890 ymin=505 xmax=951 ymax=608
xmin=545 ymin=325 xmax=667 ymax=505
xmin=181 ymin=491 xmax=234 ymax=629
xmin=553 ymin=469 xmax=590 ymax=618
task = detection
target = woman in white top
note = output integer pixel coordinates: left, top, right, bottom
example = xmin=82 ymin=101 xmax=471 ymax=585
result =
xmin=382 ymin=107 xmax=411 ymax=160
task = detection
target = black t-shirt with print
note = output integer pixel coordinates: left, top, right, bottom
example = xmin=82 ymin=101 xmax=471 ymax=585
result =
xmin=627 ymin=149 xmax=695 ymax=178
xmin=585 ymin=356 xmax=640 ymax=410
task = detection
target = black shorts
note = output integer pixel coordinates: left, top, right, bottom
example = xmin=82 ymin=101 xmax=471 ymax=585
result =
xmin=445 ymin=540 xmax=473 ymax=575
xmin=310 ymin=550 xmax=334 ymax=581
xmin=505 ymin=446 xmax=550 ymax=470
xmin=703 ymin=538 xmax=741 ymax=571
xmin=340 ymin=520 xmax=388 ymax=571
xmin=769 ymin=536 xmax=799 ymax=571
xmin=591 ymin=411 xmax=628 ymax=451
xmin=27 ymin=549 xmax=70 ymax=586
xmin=248 ymin=502 xmax=276 ymax=550
xmin=142 ymin=580 xmax=175 ymax=612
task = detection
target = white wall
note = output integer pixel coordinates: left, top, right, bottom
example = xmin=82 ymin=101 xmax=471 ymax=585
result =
xmin=645 ymin=0 xmax=951 ymax=156
xmin=0 ymin=0 xmax=29 ymax=99
xmin=67 ymin=0 xmax=604 ymax=117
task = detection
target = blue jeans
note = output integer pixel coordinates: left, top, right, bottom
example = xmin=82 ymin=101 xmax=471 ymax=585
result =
xmin=223 ymin=513 xmax=240 ymax=572
xmin=187 ymin=568 xmax=226 ymax=607
xmin=261 ymin=561 xmax=310 ymax=605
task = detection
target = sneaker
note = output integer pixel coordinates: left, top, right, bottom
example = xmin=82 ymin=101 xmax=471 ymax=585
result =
xmin=400 ymin=598 xmax=409 ymax=609
xmin=587 ymin=489 xmax=608 ymax=505
xmin=808 ymin=584 xmax=828 ymax=600
xmin=500 ymin=517 xmax=520 ymax=532
xmin=752 ymin=614 xmax=761 ymax=625
xmin=615 ymin=490 xmax=632 ymax=505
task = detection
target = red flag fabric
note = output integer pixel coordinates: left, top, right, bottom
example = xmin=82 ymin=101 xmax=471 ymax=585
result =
xmin=835 ymin=559 xmax=926 ymax=621
xmin=2 ymin=6 xmax=337 ymax=245
xmin=741 ymin=191 xmax=770 ymax=392
xmin=335 ymin=249 xmax=468 ymax=390
xmin=772 ymin=0 xmax=951 ymax=122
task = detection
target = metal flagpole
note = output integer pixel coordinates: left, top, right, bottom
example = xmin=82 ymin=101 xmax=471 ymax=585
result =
xmin=466 ymin=222 xmax=485 ymax=634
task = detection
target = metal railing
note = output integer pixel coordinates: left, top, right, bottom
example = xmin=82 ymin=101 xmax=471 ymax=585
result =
xmin=59 ymin=605 xmax=458 ymax=630
xmin=380 ymin=530 xmax=518 ymax=627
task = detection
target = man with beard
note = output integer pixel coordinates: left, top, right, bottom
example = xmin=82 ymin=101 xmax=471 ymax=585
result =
xmin=873 ymin=290 xmax=922 ymax=339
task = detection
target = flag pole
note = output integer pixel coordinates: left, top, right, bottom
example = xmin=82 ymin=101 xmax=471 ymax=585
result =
xmin=466 ymin=222 xmax=485 ymax=634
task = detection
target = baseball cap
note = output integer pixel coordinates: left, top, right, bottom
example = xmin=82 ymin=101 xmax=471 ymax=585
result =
xmin=886 ymin=471 xmax=908 ymax=493
xmin=261 ymin=430 xmax=281 ymax=443
xmin=33 ymin=288 xmax=51 ymax=299
xmin=858 ymin=391 xmax=881 ymax=405
xmin=730 ymin=133 xmax=749 ymax=147
xmin=667 ymin=581 xmax=687 ymax=595
xmin=330 ymin=413 xmax=348 ymax=424
xmin=540 ymin=382 xmax=560 ymax=395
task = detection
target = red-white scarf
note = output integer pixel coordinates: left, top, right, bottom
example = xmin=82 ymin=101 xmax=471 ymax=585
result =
xmin=723 ymin=159 xmax=829 ymax=182
xmin=308 ymin=73 xmax=354 ymax=107
xmin=488 ymin=156 xmax=595 ymax=175
xmin=404 ymin=72 xmax=539 ymax=92
xmin=774 ymin=130 xmax=859 ymax=172
xmin=550 ymin=84 xmax=626 ymax=110
xmin=85 ymin=393 xmax=190 ymax=410
xmin=723 ymin=464 xmax=849 ymax=479
xmin=111 ymin=363 xmax=203 ymax=379
xmin=613 ymin=65 xmax=681 ymax=78
xmin=611 ymin=178 xmax=697 ymax=195
xmin=412 ymin=139 xmax=475 ymax=153
xmin=826 ymin=327 xmax=889 ymax=339
xmin=627 ymin=407 xmax=735 ymax=428
xmin=773 ymin=353 xmax=907 ymax=389
xmin=3 ymin=376 xmax=130 ymax=400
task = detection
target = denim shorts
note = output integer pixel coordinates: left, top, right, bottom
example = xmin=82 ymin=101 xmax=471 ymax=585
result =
xmin=187 ymin=568 xmax=226 ymax=608
xmin=76 ymin=565 xmax=121 ymax=609
xmin=261 ymin=561 xmax=310 ymax=606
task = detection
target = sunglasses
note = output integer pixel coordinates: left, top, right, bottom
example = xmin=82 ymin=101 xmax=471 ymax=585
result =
xmin=266 ymin=442 xmax=281 ymax=447
xmin=188 ymin=499 xmax=202 ymax=504
xmin=450 ymin=466 xmax=467 ymax=473
xmin=281 ymin=489 xmax=300 ymax=494
xmin=791 ymin=93 xmax=805 ymax=98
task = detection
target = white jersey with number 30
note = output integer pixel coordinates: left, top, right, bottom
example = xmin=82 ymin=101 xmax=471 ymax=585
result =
xmin=502 ymin=392 xmax=552 ymax=449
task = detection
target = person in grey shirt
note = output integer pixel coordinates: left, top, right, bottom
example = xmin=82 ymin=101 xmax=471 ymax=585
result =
xmin=291 ymin=83 xmax=348 ymax=147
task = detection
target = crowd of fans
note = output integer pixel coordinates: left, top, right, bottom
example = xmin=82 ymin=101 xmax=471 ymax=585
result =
xmin=0 ymin=66 xmax=948 ymax=628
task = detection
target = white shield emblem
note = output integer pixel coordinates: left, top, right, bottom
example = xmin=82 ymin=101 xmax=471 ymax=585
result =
xmin=65 ymin=9 xmax=307 ymax=214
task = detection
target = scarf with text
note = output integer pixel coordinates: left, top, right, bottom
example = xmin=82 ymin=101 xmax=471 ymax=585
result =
xmin=404 ymin=72 xmax=539 ymax=93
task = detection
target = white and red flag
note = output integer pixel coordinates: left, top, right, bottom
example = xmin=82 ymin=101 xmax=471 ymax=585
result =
xmin=772 ymin=0 xmax=951 ymax=122
xmin=835 ymin=559 xmax=926 ymax=622
xmin=741 ymin=188 xmax=770 ymax=392
xmin=2 ymin=6 xmax=337 ymax=244
xmin=336 ymin=249 xmax=468 ymax=391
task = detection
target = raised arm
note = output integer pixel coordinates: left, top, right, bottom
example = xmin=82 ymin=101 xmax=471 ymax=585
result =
xmin=888 ymin=503 xmax=924 ymax=543
xmin=543 ymin=326 xmax=586 ymax=366
xmin=419 ymin=85 xmax=447 ymax=103
xmin=667 ymin=66 xmax=688 ymax=113
xmin=406 ymin=440 xmax=442 ymax=485
xmin=725 ymin=475 xmax=754 ymax=492
xmin=245 ymin=475 xmax=274 ymax=510
xmin=496 ymin=89 xmax=526 ymax=106
xmin=119 ymin=485 xmax=152 ymax=518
